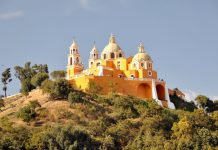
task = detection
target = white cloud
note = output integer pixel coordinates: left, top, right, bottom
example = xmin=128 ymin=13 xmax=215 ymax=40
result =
xmin=80 ymin=0 xmax=89 ymax=8
xmin=0 ymin=11 xmax=23 ymax=20
xmin=183 ymin=89 xmax=199 ymax=102
xmin=183 ymin=89 xmax=218 ymax=102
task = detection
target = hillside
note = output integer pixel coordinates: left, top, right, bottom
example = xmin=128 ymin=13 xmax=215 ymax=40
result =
xmin=0 ymin=89 xmax=217 ymax=150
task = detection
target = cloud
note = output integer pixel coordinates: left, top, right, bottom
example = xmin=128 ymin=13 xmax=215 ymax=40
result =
xmin=183 ymin=89 xmax=218 ymax=102
xmin=80 ymin=0 xmax=89 ymax=8
xmin=183 ymin=89 xmax=199 ymax=102
xmin=0 ymin=11 xmax=23 ymax=20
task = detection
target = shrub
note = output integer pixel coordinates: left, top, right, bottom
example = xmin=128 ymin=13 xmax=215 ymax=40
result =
xmin=41 ymin=79 xmax=72 ymax=100
xmin=17 ymin=100 xmax=41 ymax=122
xmin=68 ymin=91 xmax=84 ymax=104
xmin=51 ymin=79 xmax=72 ymax=99
xmin=41 ymin=79 xmax=54 ymax=94
xmin=29 ymin=125 xmax=100 ymax=149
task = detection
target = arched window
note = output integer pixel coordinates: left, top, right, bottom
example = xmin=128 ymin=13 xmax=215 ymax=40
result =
xmin=148 ymin=71 xmax=152 ymax=76
xmin=104 ymin=54 xmax=107 ymax=59
xmin=111 ymin=53 xmax=115 ymax=59
xmin=149 ymin=63 xmax=152 ymax=68
xmin=133 ymin=63 xmax=136 ymax=68
xmin=70 ymin=57 xmax=72 ymax=65
xmin=119 ymin=53 xmax=122 ymax=57
xmin=141 ymin=63 xmax=144 ymax=67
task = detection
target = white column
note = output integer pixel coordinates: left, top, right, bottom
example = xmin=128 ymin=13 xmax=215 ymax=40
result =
xmin=98 ymin=66 xmax=103 ymax=76
xmin=165 ymin=83 xmax=175 ymax=109
xmin=152 ymin=79 xmax=162 ymax=107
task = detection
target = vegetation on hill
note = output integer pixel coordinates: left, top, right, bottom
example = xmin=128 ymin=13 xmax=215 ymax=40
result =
xmin=0 ymin=62 xmax=217 ymax=150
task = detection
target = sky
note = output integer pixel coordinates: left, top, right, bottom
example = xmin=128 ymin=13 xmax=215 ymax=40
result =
xmin=0 ymin=0 xmax=218 ymax=101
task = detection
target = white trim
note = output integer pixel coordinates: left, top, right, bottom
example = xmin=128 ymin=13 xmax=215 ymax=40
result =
xmin=152 ymin=79 xmax=163 ymax=106
xmin=165 ymin=83 xmax=175 ymax=109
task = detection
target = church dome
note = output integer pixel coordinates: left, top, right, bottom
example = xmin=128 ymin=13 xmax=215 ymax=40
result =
xmin=132 ymin=43 xmax=152 ymax=62
xmin=101 ymin=34 xmax=124 ymax=59
xmin=132 ymin=52 xmax=152 ymax=62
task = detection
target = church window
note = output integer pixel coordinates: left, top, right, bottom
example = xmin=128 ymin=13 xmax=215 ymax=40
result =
xmin=148 ymin=71 xmax=152 ymax=76
xmin=119 ymin=53 xmax=122 ymax=57
xmin=133 ymin=63 xmax=136 ymax=68
xmin=149 ymin=63 xmax=152 ymax=68
xmin=70 ymin=57 xmax=72 ymax=65
xmin=141 ymin=63 xmax=144 ymax=67
xmin=104 ymin=54 xmax=107 ymax=59
xmin=97 ymin=62 xmax=101 ymax=66
xmin=91 ymin=62 xmax=93 ymax=65
xmin=111 ymin=53 xmax=115 ymax=59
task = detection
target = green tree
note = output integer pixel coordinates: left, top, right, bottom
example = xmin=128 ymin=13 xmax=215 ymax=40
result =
xmin=31 ymin=72 xmax=49 ymax=87
xmin=50 ymin=70 xmax=66 ymax=80
xmin=195 ymin=95 xmax=209 ymax=108
xmin=41 ymin=79 xmax=72 ymax=99
xmin=21 ymin=78 xmax=32 ymax=97
xmin=14 ymin=62 xmax=49 ymax=93
xmin=1 ymin=68 xmax=12 ymax=97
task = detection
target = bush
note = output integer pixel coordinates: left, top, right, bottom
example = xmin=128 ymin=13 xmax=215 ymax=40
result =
xmin=31 ymin=72 xmax=49 ymax=87
xmin=51 ymin=79 xmax=72 ymax=99
xmin=41 ymin=79 xmax=54 ymax=94
xmin=68 ymin=91 xmax=84 ymax=104
xmin=17 ymin=100 xmax=41 ymax=122
xmin=41 ymin=79 xmax=72 ymax=100
xmin=29 ymin=125 xmax=100 ymax=149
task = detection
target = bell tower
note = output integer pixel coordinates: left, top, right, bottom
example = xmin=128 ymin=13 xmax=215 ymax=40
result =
xmin=89 ymin=43 xmax=99 ymax=68
xmin=67 ymin=40 xmax=83 ymax=79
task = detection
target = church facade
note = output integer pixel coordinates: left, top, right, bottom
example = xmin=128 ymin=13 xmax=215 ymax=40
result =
xmin=66 ymin=34 xmax=175 ymax=109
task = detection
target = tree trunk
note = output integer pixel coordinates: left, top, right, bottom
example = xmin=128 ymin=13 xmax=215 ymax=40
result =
xmin=4 ymin=90 xmax=7 ymax=98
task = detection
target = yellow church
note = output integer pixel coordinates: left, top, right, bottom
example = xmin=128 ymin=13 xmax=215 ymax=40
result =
xmin=66 ymin=34 xmax=175 ymax=109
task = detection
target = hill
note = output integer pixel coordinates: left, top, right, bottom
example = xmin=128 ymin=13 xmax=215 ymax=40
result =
xmin=0 ymin=89 xmax=217 ymax=150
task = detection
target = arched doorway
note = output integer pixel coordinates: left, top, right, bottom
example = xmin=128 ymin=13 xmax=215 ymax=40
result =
xmin=137 ymin=83 xmax=152 ymax=99
xmin=156 ymin=84 xmax=165 ymax=100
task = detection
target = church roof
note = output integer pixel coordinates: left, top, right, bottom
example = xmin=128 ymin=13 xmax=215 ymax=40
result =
xmin=101 ymin=34 xmax=123 ymax=54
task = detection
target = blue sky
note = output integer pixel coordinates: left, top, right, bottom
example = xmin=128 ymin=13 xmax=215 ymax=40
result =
xmin=0 ymin=0 xmax=218 ymax=100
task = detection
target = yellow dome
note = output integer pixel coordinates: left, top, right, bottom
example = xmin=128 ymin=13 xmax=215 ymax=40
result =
xmin=101 ymin=34 xmax=124 ymax=59
xmin=102 ymin=34 xmax=122 ymax=53
xmin=132 ymin=43 xmax=152 ymax=62
xmin=102 ymin=42 xmax=122 ymax=53
xmin=132 ymin=52 xmax=152 ymax=62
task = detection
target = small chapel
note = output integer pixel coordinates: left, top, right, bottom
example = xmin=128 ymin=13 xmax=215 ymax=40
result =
xmin=66 ymin=34 xmax=175 ymax=109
